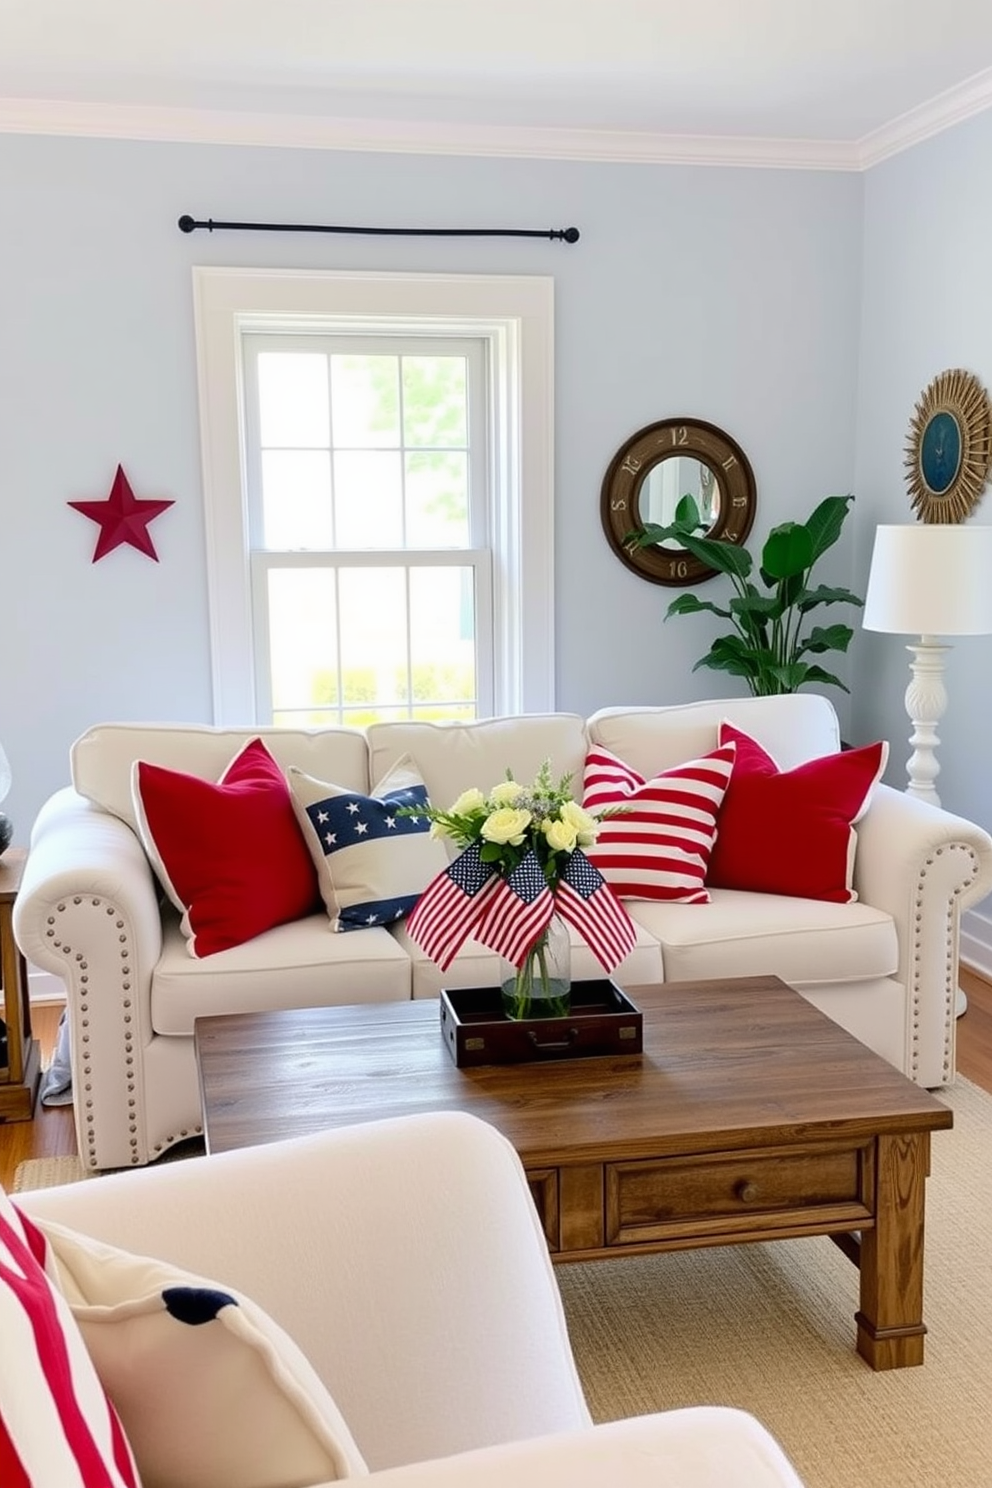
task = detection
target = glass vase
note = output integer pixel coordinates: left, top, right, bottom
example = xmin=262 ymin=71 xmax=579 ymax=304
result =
xmin=500 ymin=914 xmax=572 ymax=1021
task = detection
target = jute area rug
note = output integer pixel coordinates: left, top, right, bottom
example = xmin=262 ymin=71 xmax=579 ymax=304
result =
xmin=14 ymin=1082 xmax=991 ymax=1486
xmin=13 ymin=1139 xmax=205 ymax=1191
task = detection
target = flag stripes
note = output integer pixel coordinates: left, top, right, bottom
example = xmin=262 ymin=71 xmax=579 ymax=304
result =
xmin=555 ymin=849 xmax=636 ymax=970
xmin=475 ymin=851 xmax=556 ymax=965
xmin=583 ymin=743 xmax=735 ymax=903
xmin=405 ymin=842 xmax=499 ymax=970
xmin=0 ymin=1200 xmax=139 ymax=1488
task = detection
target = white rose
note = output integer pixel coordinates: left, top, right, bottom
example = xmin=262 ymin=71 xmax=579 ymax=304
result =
xmin=451 ymin=787 xmax=486 ymax=816
xmin=560 ymin=799 xmax=600 ymax=845
xmin=481 ymin=807 xmax=531 ymax=846
xmin=543 ymin=816 xmax=578 ymax=853
xmin=489 ymin=780 xmax=524 ymax=807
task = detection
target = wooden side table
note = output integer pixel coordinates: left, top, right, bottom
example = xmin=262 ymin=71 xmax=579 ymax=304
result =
xmin=0 ymin=847 xmax=41 ymax=1121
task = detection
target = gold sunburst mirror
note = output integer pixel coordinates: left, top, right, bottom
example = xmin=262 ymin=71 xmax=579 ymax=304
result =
xmin=904 ymin=368 xmax=992 ymax=523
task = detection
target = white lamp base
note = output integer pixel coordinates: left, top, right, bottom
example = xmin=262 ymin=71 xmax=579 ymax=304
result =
xmin=902 ymin=635 xmax=949 ymax=807
xmin=900 ymin=637 xmax=970 ymax=1017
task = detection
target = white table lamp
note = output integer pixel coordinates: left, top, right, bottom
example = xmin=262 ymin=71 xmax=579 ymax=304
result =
xmin=863 ymin=523 xmax=992 ymax=807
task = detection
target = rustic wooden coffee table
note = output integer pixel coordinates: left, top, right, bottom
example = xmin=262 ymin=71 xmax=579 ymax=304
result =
xmin=194 ymin=974 xmax=952 ymax=1369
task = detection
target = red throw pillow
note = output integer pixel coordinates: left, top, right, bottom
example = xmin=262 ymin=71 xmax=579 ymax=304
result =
xmin=582 ymin=743 xmax=737 ymax=903
xmin=706 ymin=722 xmax=888 ymax=903
xmin=133 ymin=738 xmax=320 ymax=957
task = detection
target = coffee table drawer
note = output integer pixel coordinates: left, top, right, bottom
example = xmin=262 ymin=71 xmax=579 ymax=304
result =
xmin=606 ymin=1141 xmax=874 ymax=1246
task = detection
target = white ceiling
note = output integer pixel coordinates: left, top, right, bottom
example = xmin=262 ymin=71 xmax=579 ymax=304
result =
xmin=3 ymin=0 xmax=992 ymax=169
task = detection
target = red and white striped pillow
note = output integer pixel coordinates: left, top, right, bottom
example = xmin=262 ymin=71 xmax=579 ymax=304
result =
xmin=0 ymin=1187 xmax=140 ymax=1488
xmin=582 ymin=743 xmax=736 ymax=903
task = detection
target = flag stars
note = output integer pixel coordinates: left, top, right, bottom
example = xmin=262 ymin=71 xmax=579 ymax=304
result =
xmin=346 ymin=802 xmax=361 ymax=815
xmin=354 ymin=820 xmax=369 ymax=835
xmin=323 ymin=832 xmax=337 ymax=847
xmin=317 ymin=809 xmax=330 ymax=824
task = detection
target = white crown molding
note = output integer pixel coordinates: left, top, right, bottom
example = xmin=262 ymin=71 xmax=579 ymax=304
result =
xmin=0 ymin=95 xmax=860 ymax=170
xmin=857 ymin=65 xmax=992 ymax=168
xmin=2 ymin=72 xmax=992 ymax=171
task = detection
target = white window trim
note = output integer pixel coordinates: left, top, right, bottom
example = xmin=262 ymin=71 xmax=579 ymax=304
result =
xmin=192 ymin=267 xmax=555 ymax=724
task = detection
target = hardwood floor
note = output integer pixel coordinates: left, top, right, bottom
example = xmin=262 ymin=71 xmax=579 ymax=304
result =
xmin=0 ymin=1003 xmax=77 ymax=1189
xmin=4 ymin=970 xmax=992 ymax=1192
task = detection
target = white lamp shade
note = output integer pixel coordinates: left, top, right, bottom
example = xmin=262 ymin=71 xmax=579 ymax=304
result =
xmin=863 ymin=523 xmax=992 ymax=636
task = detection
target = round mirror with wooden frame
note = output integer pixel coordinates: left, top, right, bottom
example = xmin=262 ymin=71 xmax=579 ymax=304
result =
xmin=600 ymin=417 xmax=757 ymax=585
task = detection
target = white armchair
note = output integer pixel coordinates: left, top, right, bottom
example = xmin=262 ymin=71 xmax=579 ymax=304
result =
xmin=13 ymin=1110 xmax=805 ymax=1487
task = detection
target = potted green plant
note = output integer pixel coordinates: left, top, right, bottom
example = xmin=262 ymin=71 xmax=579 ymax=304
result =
xmin=630 ymin=492 xmax=862 ymax=696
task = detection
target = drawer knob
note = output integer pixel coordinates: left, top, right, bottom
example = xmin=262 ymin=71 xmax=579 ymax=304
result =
xmin=736 ymin=1179 xmax=759 ymax=1203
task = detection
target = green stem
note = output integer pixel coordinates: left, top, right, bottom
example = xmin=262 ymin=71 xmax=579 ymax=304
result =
xmin=502 ymin=922 xmax=571 ymax=1021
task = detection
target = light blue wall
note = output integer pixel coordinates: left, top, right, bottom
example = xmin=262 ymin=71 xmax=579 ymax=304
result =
xmin=852 ymin=108 xmax=992 ymax=848
xmin=2 ymin=132 xmax=864 ymax=831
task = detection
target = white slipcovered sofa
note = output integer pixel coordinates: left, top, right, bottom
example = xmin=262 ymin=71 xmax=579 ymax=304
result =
xmin=7 ymin=1109 xmax=807 ymax=1487
xmin=14 ymin=693 xmax=992 ymax=1172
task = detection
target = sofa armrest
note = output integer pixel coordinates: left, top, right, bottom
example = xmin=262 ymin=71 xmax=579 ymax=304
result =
xmin=357 ymin=1410 xmax=805 ymax=1488
xmin=854 ymin=782 xmax=992 ymax=1085
xmin=17 ymin=1112 xmax=592 ymax=1473
xmin=12 ymin=787 xmax=164 ymax=1166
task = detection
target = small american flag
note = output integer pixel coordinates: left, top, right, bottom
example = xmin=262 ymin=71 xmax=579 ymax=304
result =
xmin=475 ymin=850 xmax=556 ymax=966
xmin=554 ymin=849 xmax=636 ymax=972
xmin=405 ymin=842 xmax=499 ymax=970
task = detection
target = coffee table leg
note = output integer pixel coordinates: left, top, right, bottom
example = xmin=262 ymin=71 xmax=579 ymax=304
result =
xmin=855 ymin=1132 xmax=930 ymax=1369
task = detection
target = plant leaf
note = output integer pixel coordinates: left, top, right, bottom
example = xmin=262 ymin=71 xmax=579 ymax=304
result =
xmin=665 ymin=593 xmax=732 ymax=619
xmin=796 ymin=623 xmax=854 ymax=656
xmin=804 ymin=494 xmax=854 ymax=563
xmin=795 ymin=583 xmax=864 ymax=613
xmin=761 ymin=522 xmax=814 ymax=579
xmin=674 ymin=533 xmax=754 ymax=577
xmin=801 ymin=664 xmax=850 ymax=692
xmin=692 ymin=650 xmax=760 ymax=679
xmin=673 ymin=494 xmax=704 ymax=530
xmin=768 ymin=661 xmax=813 ymax=690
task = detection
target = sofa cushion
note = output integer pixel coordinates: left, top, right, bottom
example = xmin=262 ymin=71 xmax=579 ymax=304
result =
xmin=627 ymin=888 xmax=899 ymax=986
xmin=132 ymin=738 xmax=321 ymax=958
xmin=581 ymin=743 xmax=736 ymax=903
xmin=367 ymin=715 xmax=590 ymax=836
xmin=288 ymin=757 xmax=448 ymax=932
xmin=72 ymin=722 xmax=371 ymax=833
xmin=707 ymin=724 xmax=888 ymax=904
xmin=587 ymin=694 xmax=841 ymax=778
xmin=39 ymin=1215 xmax=367 ymax=1487
xmin=0 ymin=1188 xmax=140 ymax=1488
xmin=151 ymin=912 xmax=412 ymax=1036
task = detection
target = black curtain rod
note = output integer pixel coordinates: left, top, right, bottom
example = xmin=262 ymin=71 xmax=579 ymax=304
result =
xmin=178 ymin=214 xmax=579 ymax=243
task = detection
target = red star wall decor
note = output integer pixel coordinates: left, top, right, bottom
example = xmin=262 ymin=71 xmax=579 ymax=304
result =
xmin=69 ymin=464 xmax=175 ymax=562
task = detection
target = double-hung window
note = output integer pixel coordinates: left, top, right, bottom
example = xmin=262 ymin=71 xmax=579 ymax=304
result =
xmin=192 ymin=269 xmax=555 ymax=727
xmin=244 ymin=332 xmax=491 ymax=725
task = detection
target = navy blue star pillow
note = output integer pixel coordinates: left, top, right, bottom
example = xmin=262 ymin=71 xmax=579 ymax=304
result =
xmin=288 ymin=756 xmax=449 ymax=931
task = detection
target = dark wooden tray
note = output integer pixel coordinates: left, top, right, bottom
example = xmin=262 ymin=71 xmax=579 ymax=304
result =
xmin=439 ymin=981 xmax=643 ymax=1067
